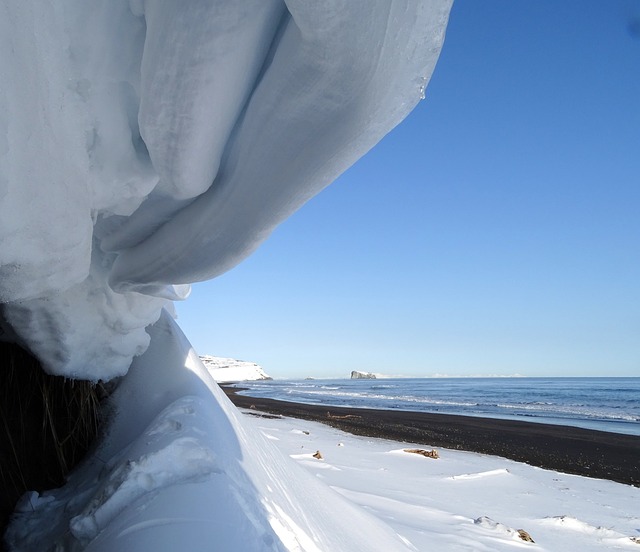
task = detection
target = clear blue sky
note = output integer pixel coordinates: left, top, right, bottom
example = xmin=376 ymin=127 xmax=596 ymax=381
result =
xmin=176 ymin=0 xmax=640 ymax=379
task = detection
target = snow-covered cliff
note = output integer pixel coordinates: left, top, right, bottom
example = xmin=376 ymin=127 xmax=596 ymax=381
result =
xmin=200 ymin=355 xmax=271 ymax=383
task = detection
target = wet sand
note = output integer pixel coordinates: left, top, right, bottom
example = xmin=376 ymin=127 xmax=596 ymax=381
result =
xmin=222 ymin=385 xmax=640 ymax=487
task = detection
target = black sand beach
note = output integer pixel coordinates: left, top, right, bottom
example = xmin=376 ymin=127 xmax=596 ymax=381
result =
xmin=223 ymin=385 xmax=640 ymax=487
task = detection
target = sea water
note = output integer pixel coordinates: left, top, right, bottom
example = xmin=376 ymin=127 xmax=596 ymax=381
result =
xmin=234 ymin=377 xmax=640 ymax=436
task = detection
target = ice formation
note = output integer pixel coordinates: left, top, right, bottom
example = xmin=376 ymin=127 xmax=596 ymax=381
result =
xmin=2 ymin=1 xmax=453 ymax=549
xmin=0 ymin=0 xmax=451 ymax=380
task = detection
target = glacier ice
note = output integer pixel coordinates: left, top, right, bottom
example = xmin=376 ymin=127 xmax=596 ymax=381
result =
xmin=0 ymin=0 xmax=451 ymax=380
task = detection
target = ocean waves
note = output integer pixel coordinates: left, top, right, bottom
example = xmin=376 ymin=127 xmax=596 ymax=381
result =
xmin=236 ymin=377 xmax=640 ymax=436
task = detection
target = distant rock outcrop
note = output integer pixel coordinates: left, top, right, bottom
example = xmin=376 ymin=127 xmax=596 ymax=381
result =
xmin=350 ymin=370 xmax=376 ymax=379
xmin=200 ymin=355 xmax=272 ymax=383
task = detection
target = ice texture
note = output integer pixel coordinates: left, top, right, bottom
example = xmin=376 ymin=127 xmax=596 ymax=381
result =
xmin=0 ymin=0 xmax=451 ymax=380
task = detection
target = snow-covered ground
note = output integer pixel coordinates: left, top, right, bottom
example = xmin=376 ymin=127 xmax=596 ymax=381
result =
xmin=7 ymin=313 xmax=639 ymax=550
xmin=5 ymin=313 xmax=435 ymax=551
xmin=200 ymin=355 xmax=271 ymax=383
xmin=248 ymin=413 xmax=640 ymax=551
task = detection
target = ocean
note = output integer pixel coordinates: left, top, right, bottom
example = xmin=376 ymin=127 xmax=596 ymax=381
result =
xmin=233 ymin=377 xmax=640 ymax=437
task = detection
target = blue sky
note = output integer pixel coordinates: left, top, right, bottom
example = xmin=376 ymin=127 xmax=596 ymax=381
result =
xmin=176 ymin=0 xmax=640 ymax=379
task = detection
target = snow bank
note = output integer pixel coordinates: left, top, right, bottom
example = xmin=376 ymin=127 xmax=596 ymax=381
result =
xmin=6 ymin=312 xmax=417 ymax=551
xmin=200 ymin=355 xmax=272 ymax=383
xmin=0 ymin=0 xmax=451 ymax=380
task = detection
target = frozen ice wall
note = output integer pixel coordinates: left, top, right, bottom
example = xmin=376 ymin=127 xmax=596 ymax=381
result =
xmin=0 ymin=0 xmax=451 ymax=380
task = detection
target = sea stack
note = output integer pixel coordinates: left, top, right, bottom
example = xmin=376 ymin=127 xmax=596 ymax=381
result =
xmin=351 ymin=370 xmax=376 ymax=379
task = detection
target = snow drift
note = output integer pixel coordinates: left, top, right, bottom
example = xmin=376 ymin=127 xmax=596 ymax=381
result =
xmin=6 ymin=313 xmax=415 ymax=551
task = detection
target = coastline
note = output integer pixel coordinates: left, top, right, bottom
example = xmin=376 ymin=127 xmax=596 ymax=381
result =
xmin=222 ymin=385 xmax=640 ymax=487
